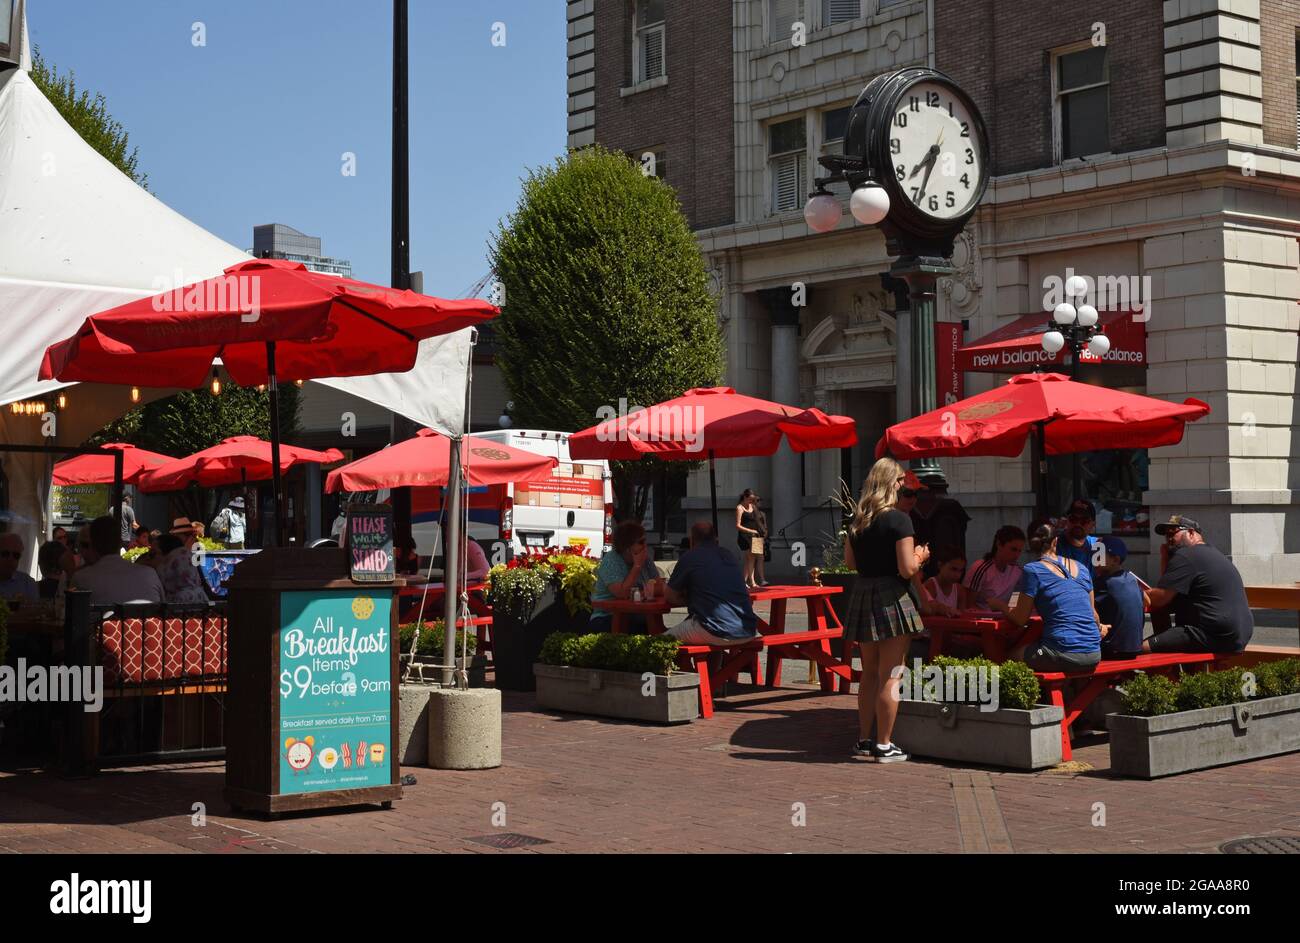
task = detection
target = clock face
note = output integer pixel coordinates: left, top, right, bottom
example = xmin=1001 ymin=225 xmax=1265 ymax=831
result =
xmin=884 ymin=80 xmax=985 ymax=222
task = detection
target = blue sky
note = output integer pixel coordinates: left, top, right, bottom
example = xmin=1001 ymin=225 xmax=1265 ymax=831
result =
xmin=27 ymin=1 xmax=566 ymax=295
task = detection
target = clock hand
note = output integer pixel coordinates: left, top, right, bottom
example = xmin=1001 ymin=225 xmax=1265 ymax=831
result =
xmin=909 ymin=143 xmax=941 ymax=179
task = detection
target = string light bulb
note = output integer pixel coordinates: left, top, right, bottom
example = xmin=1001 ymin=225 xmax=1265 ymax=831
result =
xmin=131 ymin=386 xmax=141 ymax=404
xmin=210 ymin=369 xmax=222 ymax=397
xmin=294 ymin=379 xmax=304 ymax=387
xmin=57 ymin=393 xmax=67 ymax=410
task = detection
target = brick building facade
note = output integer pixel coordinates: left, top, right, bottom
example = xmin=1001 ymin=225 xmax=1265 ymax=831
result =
xmin=568 ymin=0 xmax=1299 ymax=587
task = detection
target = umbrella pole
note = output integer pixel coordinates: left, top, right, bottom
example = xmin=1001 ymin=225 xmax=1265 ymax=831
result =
xmin=442 ymin=438 xmax=463 ymax=688
xmin=111 ymin=450 xmax=124 ymax=546
xmin=1036 ymin=421 xmax=1049 ymax=520
xmin=708 ymin=449 xmax=719 ymax=535
xmin=266 ymin=341 xmax=286 ymax=547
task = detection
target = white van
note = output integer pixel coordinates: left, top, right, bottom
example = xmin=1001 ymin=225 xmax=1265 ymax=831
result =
xmin=409 ymin=429 xmax=613 ymax=561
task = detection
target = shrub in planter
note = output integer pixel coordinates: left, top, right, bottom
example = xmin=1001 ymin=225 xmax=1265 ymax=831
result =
xmin=920 ymin=656 xmax=1041 ymax=711
xmin=540 ymin=631 xmax=680 ymax=675
xmin=1119 ymin=672 xmax=1178 ymax=717
xmin=1112 ymin=659 xmax=1300 ymax=778
xmin=535 ymin=631 xmax=694 ymax=723
xmin=893 ymin=655 xmax=1061 ymax=770
xmin=1120 ymin=659 xmax=1300 ymax=716
xmin=1255 ymin=659 xmax=1300 ymax=699
xmin=398 ymin=620 xmax=477 ymax=658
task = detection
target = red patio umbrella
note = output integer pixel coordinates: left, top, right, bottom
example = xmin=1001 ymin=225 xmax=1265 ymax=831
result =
xmin=40 ymin=259 xmax=498 ymax=542
xmin=875 ymin=372 xmax=1210 ymax=515
xmin=569 ymin=386 xmax=856 ymax=460
xmin=876 ymin=373 xmax=1209 ymax=458
xmin=569 ymin=386 xmax=857 ymax=531
xmin=324 ymin=429 xmax=557 ymax=492
xmin=52 ymin=442 xmax=174 ymax=486
xmin=136 ymin=436 xmax=344 ymax=493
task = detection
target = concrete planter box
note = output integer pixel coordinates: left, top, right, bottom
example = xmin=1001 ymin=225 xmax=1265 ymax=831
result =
xmin=533 ymin=664 xmax=699 ymax=724
xmin=1108 ymin=692 xmax=1300 ymax=779
xmin=892 ymin=700 xmax=1064 ymax=770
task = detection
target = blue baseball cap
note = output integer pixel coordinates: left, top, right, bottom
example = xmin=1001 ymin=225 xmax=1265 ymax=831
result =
xmin=1100 ymin=536 xmax=1128 ymax=562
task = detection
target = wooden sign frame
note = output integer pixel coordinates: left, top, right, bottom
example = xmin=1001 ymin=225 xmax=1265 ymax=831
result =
xmin=347 ymin=503 xmax=395 ymax=584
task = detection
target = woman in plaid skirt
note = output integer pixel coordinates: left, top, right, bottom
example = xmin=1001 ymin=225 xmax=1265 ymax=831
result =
xmin=842 ymin=457 xmax=930 ymax=763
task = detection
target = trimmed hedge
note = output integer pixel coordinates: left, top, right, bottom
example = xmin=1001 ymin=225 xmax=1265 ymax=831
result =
xmin=540 ymin=631 xmax=680 ymax=676
xmin=1121 ymin=659 xmax=1300 ymax=716
xmin=910 ymin=656 xmax=1042 ymax=712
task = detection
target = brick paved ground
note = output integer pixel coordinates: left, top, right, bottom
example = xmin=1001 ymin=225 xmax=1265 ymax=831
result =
xmin=2 ymin=677 xmax=1298 ymax=854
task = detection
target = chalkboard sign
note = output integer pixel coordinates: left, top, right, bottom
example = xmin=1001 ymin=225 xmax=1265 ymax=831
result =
xmin=278 ymin=590 xmax=393 ymax=796
xmin=347 ymin=505 xmax=394 ymax=583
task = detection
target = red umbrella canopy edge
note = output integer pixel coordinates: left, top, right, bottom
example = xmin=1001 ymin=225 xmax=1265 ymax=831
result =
xmin=875 ymin=373 xmax=1210 ymax=459
xmin=39 ymin=258 xmax=499 ymax=388
xmin=569 ymin=386 xmax=858 ymax=461
xmin=136 ymin=436 xmax=344 ymax=492
xmin=324 ymin=429 xmax=558 ymax=492
xmin=51 ymin=442 xmax=175 ymax=486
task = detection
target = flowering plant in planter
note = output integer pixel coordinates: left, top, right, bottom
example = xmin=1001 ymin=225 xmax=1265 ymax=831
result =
xmin=485 ymin=545 xmax=597 ymax=619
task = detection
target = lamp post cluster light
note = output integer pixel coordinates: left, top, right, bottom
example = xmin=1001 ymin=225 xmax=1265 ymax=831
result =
xmin=803 ymin=173 xmax=890 ymax=233
xmin=1045 ymin=274 xmax=1111 ymax=362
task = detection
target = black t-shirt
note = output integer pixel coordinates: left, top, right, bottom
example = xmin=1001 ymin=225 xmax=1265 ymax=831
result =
xmin=850 ymin=509 xmax=913 ymax=581
xmin=911 ymin=497 xmax=970 ymax=579
xmin=1157 ymin=544 xmax=1254 ymax=649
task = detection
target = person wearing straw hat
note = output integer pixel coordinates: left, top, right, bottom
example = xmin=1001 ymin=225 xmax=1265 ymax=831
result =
xmin=156 ymin=517 xmax=210 ymax=606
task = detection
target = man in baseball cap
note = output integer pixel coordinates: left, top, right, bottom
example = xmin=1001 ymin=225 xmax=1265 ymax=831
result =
xmin=1144 ymin=515 xmax=1253 ymax=654
xmin=1094 ymin=536 xmax=1144 ymax=657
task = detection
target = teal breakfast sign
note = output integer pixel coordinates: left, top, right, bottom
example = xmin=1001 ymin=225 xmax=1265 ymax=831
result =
xmin=278 ymin=590 xmax=392 ymax=795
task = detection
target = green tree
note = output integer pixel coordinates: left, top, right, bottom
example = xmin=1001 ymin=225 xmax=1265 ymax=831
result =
xmin=30 ymin=48 xmax=147 ymax=188
xmin=489 ymin=146 xmax=725 ymax=519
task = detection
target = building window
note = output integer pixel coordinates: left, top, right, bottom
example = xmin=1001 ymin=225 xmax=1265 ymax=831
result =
xmin=820 ymin=106 xmax=852 ymax=195
xmin=1053 ymin=45 xmax=1109 ymax=161
xmin=629 ymin=148 xmax=668 ymax=181
xmin=633 ymin=0 xmax=665 ymax=85
xmin=769 ymin=116 xmax=807 ymax=213
xmin=823 ymin=0 xmax=862 ymax=26
xmin=768 ymin=0 xmax=806 ymax=44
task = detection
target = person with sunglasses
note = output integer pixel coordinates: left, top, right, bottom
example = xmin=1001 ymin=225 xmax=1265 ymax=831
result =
xmin=1143 ymin=516 xmax=1253 ymax=654
xmin=0 ymin=531 xmax=39 ymax=605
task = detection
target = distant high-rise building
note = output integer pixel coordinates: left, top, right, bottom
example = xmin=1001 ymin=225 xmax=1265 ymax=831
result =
xmin=249 ymin=223 xmax=352 ymax=278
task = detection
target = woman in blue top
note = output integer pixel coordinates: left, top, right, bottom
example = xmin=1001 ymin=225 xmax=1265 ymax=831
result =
xmin=589 ymin=520 xmax=661 ymax=632
xmin=1006 ymin=521 xmax=1108 ymax=672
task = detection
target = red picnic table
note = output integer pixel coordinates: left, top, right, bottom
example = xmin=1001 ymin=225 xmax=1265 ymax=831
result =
xmin=922 ymin=612 xmax=1043 ymax=661
xmin=591 ymin=584 xmax=849 ymax=717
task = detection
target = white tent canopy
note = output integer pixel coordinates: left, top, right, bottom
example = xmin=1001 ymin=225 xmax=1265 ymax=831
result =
xmin=0 ymin=49 xmax=474 ymax=567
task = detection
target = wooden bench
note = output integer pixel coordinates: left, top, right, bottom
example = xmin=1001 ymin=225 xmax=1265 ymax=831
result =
xmin=675 ymin=624 xmax=847 ymax=718
xmin=675 ymin=640 xmax=765 ymax=719
xmin=1033 ymin=651 xmax=1223 ymax=761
